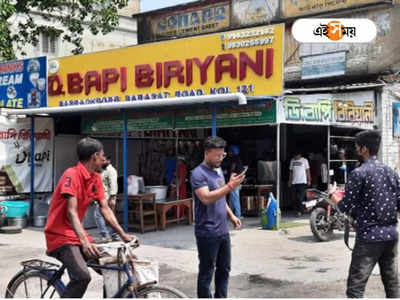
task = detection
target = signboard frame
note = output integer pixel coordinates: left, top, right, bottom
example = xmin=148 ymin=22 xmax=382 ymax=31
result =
xmin=0 ymin=56 xmax=47 ymax=108
xmin=301 ymin=51 xmax=346 ymax=80
xmin=48 ymin=24 xmax=284 ymax=108
xmin=277 ymin=91 xmax=376 ymax=129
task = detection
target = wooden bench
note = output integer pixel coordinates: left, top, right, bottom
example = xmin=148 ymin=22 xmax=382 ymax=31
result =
xmin=156 ymin=198 xmax=193 ymax=230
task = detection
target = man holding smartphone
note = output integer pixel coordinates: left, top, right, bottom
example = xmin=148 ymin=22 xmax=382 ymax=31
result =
xmin=190 ymin=136 xmax=245 ymax=298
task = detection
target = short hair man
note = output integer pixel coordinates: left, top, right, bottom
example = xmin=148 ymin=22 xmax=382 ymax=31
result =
xmin=94 ymin=155 xmax=120 ymax=242
xmin=288 ymin=152 xmax=311 ymax=216
xmin=44 ymin=137 xmax=133 ymax=298
xmin=190 ymin=136 xmax=245 ymax=298
xmin=330 ymin=130 xmax=399 ymax=298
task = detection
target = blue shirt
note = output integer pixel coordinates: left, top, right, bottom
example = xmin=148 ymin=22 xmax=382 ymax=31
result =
xmin=164 ymin=157 xmax=177 ymax=185
xmin=338 ymin=158 xmax=400 ymax=243
xmin=190 ymin=163 xmax=229 ymax=238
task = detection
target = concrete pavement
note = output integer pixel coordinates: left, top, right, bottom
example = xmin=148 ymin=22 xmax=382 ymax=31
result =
xmin=0 ymin=216 xmax=387 ymax=298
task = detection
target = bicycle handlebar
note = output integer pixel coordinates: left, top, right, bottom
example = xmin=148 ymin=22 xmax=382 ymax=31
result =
xmin=97 ymin=238 xmax=139 ymax=265
xmin=96 ymin=237 xmax=139 ymax=249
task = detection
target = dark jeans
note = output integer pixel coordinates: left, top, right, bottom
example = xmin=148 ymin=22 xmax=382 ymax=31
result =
xmin=48 ymin=244 xmax=91 ymax=298
xmin=196 ymin=234 xmax=231 ymax=298
xmin=347 ymin=240 xmax=399 ymax=298
xmin=293 ymin=184 xmax=306 ymax=212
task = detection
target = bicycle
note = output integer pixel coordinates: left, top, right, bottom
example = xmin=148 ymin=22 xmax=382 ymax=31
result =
xmin=5 ymin=239 xmax=187 ymax=298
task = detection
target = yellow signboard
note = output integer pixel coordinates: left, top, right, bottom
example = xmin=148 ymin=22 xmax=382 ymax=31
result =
xmin=282 ymin=0 xmax=380 ymax=18
xmin=48 ymin=24 xmax=284 ymax=107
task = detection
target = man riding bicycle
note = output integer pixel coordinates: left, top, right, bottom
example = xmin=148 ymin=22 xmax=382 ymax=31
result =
xmin=44 ymin=137 xmax=133 ymax=298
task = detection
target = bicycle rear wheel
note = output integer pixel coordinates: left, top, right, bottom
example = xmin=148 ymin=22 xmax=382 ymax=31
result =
xmin=122 ymin=284 xmax=187 ymax=298
xmin=6 ymin=270 xmax=62 ymax=298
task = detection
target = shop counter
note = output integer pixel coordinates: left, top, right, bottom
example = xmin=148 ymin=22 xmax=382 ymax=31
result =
xmin=240 ymin=184 xmax=274 ymax=216
xmin=156 ymin=198 xmax=193 ymax=230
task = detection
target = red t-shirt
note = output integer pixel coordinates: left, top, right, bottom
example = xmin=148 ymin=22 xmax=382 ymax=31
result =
xmin=45 ymin=162 xmax=105 ymax=253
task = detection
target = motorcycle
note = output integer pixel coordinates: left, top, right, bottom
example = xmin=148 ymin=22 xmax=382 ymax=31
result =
xmin=303 ymin=188 xmax=353 ymax=242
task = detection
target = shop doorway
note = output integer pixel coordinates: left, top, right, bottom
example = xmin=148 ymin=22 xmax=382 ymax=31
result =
xmin=280 ymin=124 xmax=328 ymax=212
xmin=217 ymin=125 xmax=277 ymax=217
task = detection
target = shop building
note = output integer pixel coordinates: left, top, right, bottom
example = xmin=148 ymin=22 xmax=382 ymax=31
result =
xmin=1 ymin=22 xmax=284 ymax=230
xmin=2 ymin=0 xmax=400 ymax=229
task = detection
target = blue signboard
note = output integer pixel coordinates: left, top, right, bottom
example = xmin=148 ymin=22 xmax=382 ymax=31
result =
xmin=0 ymin=56 xmax=47 ymax=108
xmin=301 ymin=51 xmax=346 ymax=80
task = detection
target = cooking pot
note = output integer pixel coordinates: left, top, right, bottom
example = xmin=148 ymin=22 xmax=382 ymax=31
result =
xmin=0 ymin=209 xmax=5 ymax=227
xmin=0 ymin=216 xmax=4 ymax=227
xmin=33 ymin=215 xmax=47 ymax=227
xmin=7 ymin=217 xmax=27 ymax=228
xmin=144 ymin=185 xmax=168 ymax=200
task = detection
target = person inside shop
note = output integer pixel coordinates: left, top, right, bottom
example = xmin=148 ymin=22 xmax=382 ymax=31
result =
xmin=190 ymin=136 xmax=244 ymax=298
xmin=288 ymin=152 xmax=311 ymax=217
xmin=44 ymin=137 xmax=133 ymax=298
xmin=170 ymin=155 xmax=189 ymax=217
xmin=94 ymin=155 xmax=120 ymax=243
xmin=307 ymin=152 xmax=321 ymax=189
xmin=162 ymin=148 xmax=177 ymax=188
xmin=176 ymin=155 xmax=188 ymax=200
xmin=222 ymin=145 xmax=244 ymax=218
xmin=307 ymin=151 xmax=326 ymax=190
xmin=333 ymin=148 xmax=347 ymax=185
xmin=329 ymin=130 xmax=399 ymax=298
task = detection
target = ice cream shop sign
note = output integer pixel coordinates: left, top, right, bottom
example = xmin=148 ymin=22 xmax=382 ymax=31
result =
xmin=48 ymin=24 xmax=284 ymax=107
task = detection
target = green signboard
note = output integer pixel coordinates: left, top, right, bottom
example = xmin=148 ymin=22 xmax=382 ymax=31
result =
xmin=81 ymin=102 xmax=276 ymax=134
xmin=81 ymin=112 xmax=174 ymax=134
xmin=175 ymin=102 xmax=276 ymax=129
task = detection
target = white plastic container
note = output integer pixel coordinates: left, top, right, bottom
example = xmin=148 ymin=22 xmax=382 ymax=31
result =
xmin=144 ymin=186 xmax=168 ymax=200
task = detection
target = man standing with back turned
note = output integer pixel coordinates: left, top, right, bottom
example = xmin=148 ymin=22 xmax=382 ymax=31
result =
xmin=330 ymin=130 xmax=400 ymax=298
xmin=190 ymin=136 xmax=245 ymax=298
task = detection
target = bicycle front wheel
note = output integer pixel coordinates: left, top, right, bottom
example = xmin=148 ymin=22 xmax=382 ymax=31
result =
xmin=6 ymin=270 xmax=62 ymax=298
xmin=122 ymin=284 xmax=187 ymax=298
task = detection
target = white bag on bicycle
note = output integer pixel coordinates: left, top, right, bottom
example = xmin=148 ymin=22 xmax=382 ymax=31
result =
xmin=133 ymin=259 xmax=159 ymax=286
xmin=102 ymin=265 xmax=128 ymax=298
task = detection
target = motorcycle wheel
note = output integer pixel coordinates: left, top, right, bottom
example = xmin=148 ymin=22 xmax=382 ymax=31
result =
xmin=310 ymin=207 xmax=334 ymax=242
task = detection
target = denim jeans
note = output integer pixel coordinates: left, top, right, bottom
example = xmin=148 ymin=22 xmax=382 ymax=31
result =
xmin=94 ymin=203 xmax=117 ymax=239
xmin=229 ymin=187 xmax=241 ymax=218
xmin=347 ymin=240 xmax=398 ymax=298
xmin=196 ymin=234 xmax=231 ymax=298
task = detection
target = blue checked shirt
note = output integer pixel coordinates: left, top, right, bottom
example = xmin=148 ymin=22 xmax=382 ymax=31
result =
xmin=338 ymin=158 xmax=400 ymax=242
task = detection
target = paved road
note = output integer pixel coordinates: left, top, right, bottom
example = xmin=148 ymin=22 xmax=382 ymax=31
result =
xmin=0 ymin=217 xmax=389 ymax=298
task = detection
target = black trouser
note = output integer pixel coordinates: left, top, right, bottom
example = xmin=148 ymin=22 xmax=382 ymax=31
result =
xmin=196 ymin=234 xmax=231 ymax=298
xmin=48 ymin=244 xmax=91 ymax=298
xmin=293 ymin=184 xmax=306 ymax=212
xmin=347 ymin=240 xmax=399 ymax=298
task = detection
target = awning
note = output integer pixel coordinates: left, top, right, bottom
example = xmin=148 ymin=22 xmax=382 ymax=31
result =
xmin=284 ymin=82 xmax=385 ymax=94
xmin=0 ymin=93 xmax=247 ymax=116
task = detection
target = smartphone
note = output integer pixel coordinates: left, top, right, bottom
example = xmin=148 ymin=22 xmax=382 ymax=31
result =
xmin=239 ymin=166 xmax=248 ymax=176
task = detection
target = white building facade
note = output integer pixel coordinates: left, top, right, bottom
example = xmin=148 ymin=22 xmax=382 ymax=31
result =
xmin=9 ymin=0 xmax=139 ymax=59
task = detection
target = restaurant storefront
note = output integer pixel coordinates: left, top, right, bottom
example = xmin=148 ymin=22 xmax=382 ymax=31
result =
xmin=2 ymin=23 xmax=285 ymax=230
